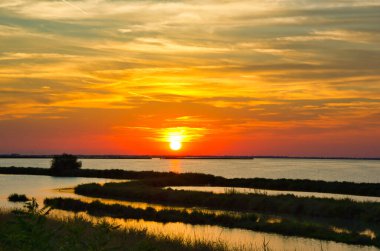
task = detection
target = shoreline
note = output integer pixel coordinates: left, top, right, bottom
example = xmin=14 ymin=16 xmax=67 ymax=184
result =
xmin=1 ymin=166 xmax=380 ymax=197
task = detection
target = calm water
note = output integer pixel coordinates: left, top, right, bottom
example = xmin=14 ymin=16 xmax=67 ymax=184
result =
xmin=1 ymin=158 xmax=380 ymax=250
xmin=0 ymin=174 xmax=115 ymax=208
xmin=1 ymin=158 xmax=380 ymax=182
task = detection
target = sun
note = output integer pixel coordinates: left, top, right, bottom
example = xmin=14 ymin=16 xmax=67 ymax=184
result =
xmin=170 ymin=140 xmax=182 ymax=151
xmin=168 ymin=134 xmax=183 ymax=151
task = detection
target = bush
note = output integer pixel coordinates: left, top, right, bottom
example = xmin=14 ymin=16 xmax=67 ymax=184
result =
xmin=8 ymin=193 xmax=30 ymax=202
xmin=51 ymin=154 xmax=82 ymax=173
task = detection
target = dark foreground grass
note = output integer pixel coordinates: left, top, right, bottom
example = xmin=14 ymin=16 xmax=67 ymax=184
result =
xmin=2 ymin=166 xmax=380 ymax=197
xmin=44 ymin=197 xmax=379 ymax=247
xmin=74 ymin=181 xmax=380 ymax=223
xmin=0 ymin=208 xmax=230 ymax=251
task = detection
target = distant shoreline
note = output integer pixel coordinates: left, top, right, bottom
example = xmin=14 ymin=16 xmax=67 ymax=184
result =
xmin=0 ymin=154 xmax=379 ymax=160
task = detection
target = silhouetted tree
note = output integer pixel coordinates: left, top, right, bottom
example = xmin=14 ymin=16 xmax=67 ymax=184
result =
xmin=51 ymin=154 xmax=82 ymax=174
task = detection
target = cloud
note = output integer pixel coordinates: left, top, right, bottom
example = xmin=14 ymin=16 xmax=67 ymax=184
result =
xmin=0 ymin=0 xmax=379 ymax=155
xmin=278 ymin=29 xmax=380 ymax=43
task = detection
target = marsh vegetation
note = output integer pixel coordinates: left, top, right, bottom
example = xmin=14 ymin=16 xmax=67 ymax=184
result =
xmin=2 ymin=166 xmax=380 ymax=197
xmin=74 ymin=181 xmax=380 ymax=223
xmin=44 ymin=197 xmax=379 ymax=247
xmin=0 ymin=199 xmax=237 ymax=251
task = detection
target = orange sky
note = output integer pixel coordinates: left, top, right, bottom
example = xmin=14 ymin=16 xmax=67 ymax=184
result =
xmin=0 ymin=1 xmax=379 ymax=157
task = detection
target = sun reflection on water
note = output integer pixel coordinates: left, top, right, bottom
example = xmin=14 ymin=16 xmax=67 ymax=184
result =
xmin=169 ymin=159 xmax=182 ymax=173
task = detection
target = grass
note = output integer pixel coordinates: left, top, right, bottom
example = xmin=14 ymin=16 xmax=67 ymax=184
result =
xmin=0 ymin=199 xmax=235 ymax=251
xmin=74 ymin=181 xmax=380 ymax=223
xmin=44 ymin=197 xmax=379 ymax=247
xmin=2 ymin=166 xmax=380 ymax=197
xmin=8 ymin=193 xmax=30 ymax=202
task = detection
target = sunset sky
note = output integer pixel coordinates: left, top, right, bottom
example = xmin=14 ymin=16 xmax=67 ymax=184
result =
xmin=0 ymin=0 xmax=379 ymax=157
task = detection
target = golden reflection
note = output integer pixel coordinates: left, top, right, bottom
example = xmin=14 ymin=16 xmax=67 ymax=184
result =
xmin=169 ymin=159 xmax=181 ymax=173
xmin=359 ymin=229 xmax=376 ymax=240
xmin=331 ymin=226 xmax=351 ymax=234
xmin=266 ymin=218 xmax=282 ymax=224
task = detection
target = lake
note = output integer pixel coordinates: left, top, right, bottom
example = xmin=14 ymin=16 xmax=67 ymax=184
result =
xmin=1 ymin=158 xmax=380 ymax=250
xmin=1 ymin=157 xmax=380 ymax=182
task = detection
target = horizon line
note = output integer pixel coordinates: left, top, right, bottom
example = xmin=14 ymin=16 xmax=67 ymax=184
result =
xmin=0 ymin=154 xmax=379 ymax=160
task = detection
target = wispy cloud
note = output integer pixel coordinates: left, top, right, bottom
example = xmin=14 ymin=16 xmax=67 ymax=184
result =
xmin=0 ymin=0 xmax=379 ymax=155
xmin=61 ymin=0 xmax=89 ymax=16
xmin=278 ymin=30 xmax=380 ymax=43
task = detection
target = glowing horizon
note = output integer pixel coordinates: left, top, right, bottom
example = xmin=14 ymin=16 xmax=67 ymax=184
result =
xmin=0 ymin=0 xmax=379 ymax=157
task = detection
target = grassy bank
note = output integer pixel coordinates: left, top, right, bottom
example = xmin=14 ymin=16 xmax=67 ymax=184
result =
xmin=75 ymin=181 xmax=380 ymax=223
xmin=0 ymin=208 xmax=231 ymax=251
xmin=44 ymin=197 xmax=379 ymax=247
xmin=2 ymin=166 xmax=380 ymax=197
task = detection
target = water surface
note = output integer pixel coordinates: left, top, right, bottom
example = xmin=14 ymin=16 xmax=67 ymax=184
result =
xmin=1 ymin=158 xmax=380 ymax=182
xmin=0 ymin=174 xmax=113 ymax=208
